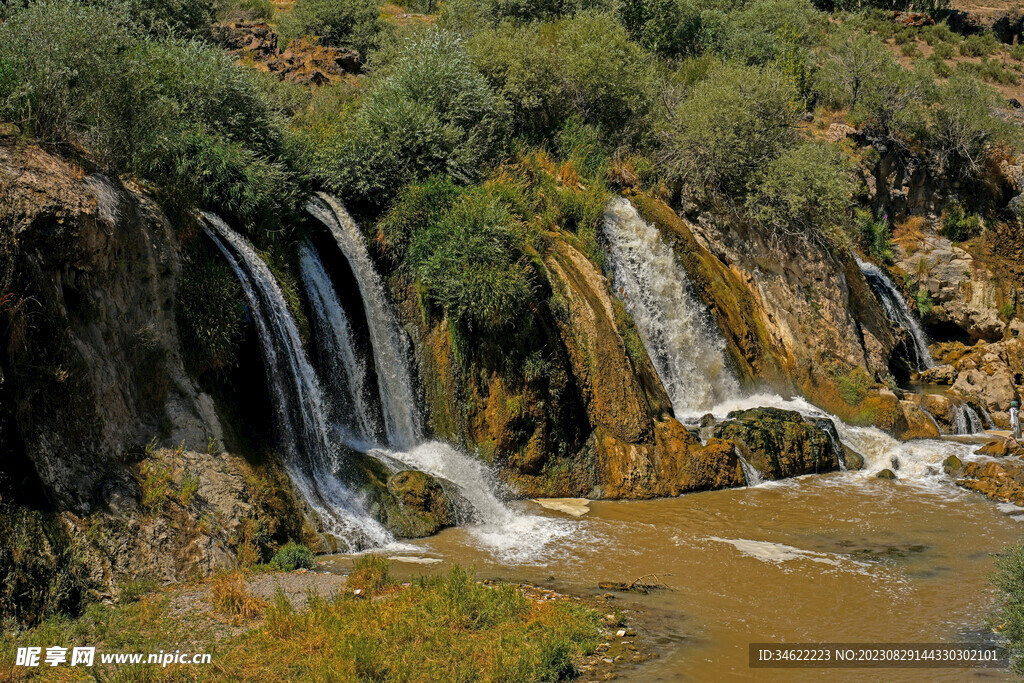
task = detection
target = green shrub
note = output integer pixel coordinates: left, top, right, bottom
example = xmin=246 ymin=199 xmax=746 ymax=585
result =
xmin=856 ymin=209 xmax=893 ymax=263
xmin=959 ymin=33 xmax=998 ymax=57
xmin=899 ymin=41 xmax=920 ymax=58
xmin=466 ymin=12 xmax=655 ymax=145
xmin=928 ymin=70 xmax=1017 ymax=182
xmin=617 ymin=0 xmax=701 ymax=58
xmin=0 ymin=2 xmax=301 ymax=231
xmin=660 ymin=62 xmax=799 ymax=198
xmin=0 ymin=0 xmax=130 ymax=143
xmin=915 ymin=287 xmax=933 ymax=317
xmin=706 ymin=0 xmax=825 ymax=66
xmin=324 ymin=29 xmax=508 ymax=205
xmin=941 ymin=202 xmax=982 ymax=242
xmin=278 ymin=0 xmax=382 ymax=55
xmin=992 ymin=542 xmax=1024 ymax=677
xmin=553 ymin=11 xmax=656 ymax=144
xmin=408 ymin=187 xmax=533 ymax=332
xmin=466 ymin=22 xmax=567 ymax=141
xmin=121 ymin=0 xmax=215 ymax=38
xmin=213 ymin=0 xmax=275 ymax=21
xmin=747 ymin=141 xmax=855 ymax=243
xmin=269 ymin=542 xmax=316 ymax=571
xmin=933 ymin=41 xmax=955 ymax=60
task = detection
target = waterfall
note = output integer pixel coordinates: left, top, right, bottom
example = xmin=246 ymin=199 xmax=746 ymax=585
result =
xmin=295 ymin=198 xmax=567 ymax=560
xmin=951 ymin=403 xmax=984 ymax=435
xmin=299 ymin=242 xmax=382 ymax=446
xmin=201 ymin=214 xmax=393 ymax=550
xmin=857 ymin=258 xmax=934 ymax=371
xmin=738 ymin=455 xmax=764 ymax=486
xmin=306 ymin=195 xmax=420 ymax=450
xmin=602 ymin=197 xmax=984 ymax=488
xmin=602 ymin=196 xmax=741 ymax=416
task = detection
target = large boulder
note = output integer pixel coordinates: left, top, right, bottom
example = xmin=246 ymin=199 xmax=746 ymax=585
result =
xmin=899 ymin=400 xmax=941 ymax=439
xmin=385 ymin=470 xmax=459 ymax=538
xmin=712 ymin=408 xmax=844 ymax=480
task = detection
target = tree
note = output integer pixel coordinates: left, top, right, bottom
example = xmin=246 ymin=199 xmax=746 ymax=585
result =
xmin=279 ymin=0 xmax=382 ymax=56
xmin=747 ymin=141 xmax=855 ymax=241
xmin=928 ymin=69 xmax=1018 ymax=182
xmin=659 ymin=63 xmax=799 ymax=197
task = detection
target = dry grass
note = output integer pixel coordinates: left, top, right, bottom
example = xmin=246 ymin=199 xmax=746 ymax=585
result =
xmin=210 ymin=572 xmax=265 ymax=620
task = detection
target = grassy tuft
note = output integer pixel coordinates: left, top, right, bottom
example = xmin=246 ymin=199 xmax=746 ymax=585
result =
xmin=211 ymin=572 xmax=265 ymax=620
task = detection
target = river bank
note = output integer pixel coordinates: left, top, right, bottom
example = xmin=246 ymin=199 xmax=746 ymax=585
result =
xmin=0 ymin=559 xmax=647 ymax=682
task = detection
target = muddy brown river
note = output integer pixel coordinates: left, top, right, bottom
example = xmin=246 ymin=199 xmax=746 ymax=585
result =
xmin=331 ymin=469 xmax=1022 ymax=681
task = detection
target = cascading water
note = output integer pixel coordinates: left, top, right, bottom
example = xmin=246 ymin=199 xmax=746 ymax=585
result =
xmin=857 ymin=257 xmax=934 ymax=371
xmin=306 ymin=194 xmax=420 ymax=450
xmin=738 ymin=456 xmax=764 ymax=487
xmin=951 ymin=402 xmax=985 ymax=435
xmin=602 ymin=197 xmax=987 ymax=487
xmin=201 ymin=214 xmax=393 ymax=550
xmin=299 ymin=242 xmax=382 ymax=446
xmin=602 ymin=197 xmax=741 ymax=416
xmin=296 ymin=198 xmax=569 ymax=559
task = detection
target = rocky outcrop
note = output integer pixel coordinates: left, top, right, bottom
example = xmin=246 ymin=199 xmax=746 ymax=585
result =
xmin=0 ymin=144 xmax=320 ymax=618
xmin=712 ymin=408 xmax=845 ymax=479
xmin=925 ymin=335 xmax=1023 ymax=427
xmin=628 ymin=194 xmax=910 ymax=430
xmin=892 ymin=228 xmax=1012 ymax=342
xmin=957 ymin=457 xmax=1024 ymax=506
xmin=213 ymin=22 xmax=361 ymax=85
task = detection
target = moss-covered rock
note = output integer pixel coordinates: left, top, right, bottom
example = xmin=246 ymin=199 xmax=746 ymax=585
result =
xmin=386 ymin=470 xmax=457 ymax=537
xmin=942 ymin=454 xmax=963 ymax=476
xmin=876 ymin=468 xmax=897 ymax=480
xmin=712 ymin=407 xmax=843 ymax=479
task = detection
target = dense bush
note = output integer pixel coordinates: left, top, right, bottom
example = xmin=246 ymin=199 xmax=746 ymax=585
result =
xmin=269 ymin=542 xmax=316 ymax=571
xmin=616 ymin=0 xmax=701 ymax=58
xmin=941 ymin=202 xmax=983 ymax=242
xmin=927 ymin=70 xmax=1017 ymax=182
xmin=119 ymin=0 xmax=215 ymax=38
xmin=704 ymin=0 xmax=825 ymax=66
xmin=747 ymin=141 xmax=855 ymax=241
xmin=466 ymin=12 xmax=655 ymax=145
xmin=659 ymin=63 xmax=799 ymax=197
xmin=321 ymin=29 xmax=507 ymax=206
xmin=278 ymin=0 xmax=381 ymax=55
xmin=405 ymin=186 xmax=534 ymax=333
xmin=0 ymin=0 xmax=300 ymax=231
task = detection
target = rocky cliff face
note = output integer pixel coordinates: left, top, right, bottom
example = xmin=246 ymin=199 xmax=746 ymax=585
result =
xmin=628 ymin=194 xmax=914 ymax=429
xmin=0 ymin=143 xmax=312 ymax=620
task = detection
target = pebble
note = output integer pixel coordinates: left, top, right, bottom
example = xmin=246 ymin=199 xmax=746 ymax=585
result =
xmin=616 ymin=629 xmax=626 ymax=637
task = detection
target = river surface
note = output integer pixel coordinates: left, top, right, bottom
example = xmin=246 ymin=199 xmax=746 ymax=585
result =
xmin=330 ymin=470 xmax=1022 ymax=681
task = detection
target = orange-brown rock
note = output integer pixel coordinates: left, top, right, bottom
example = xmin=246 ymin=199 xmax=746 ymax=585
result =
xmin=213 ymin=22 xmax=361 ymax=85
xmin=977 ymin=439 xmax=1024 ymax=458
xmin=958 ymin=458 xmax=1024 ymax=505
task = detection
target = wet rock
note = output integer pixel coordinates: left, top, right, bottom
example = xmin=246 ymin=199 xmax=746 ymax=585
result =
xmin=958 ymin=459 xmax=1024 ymax=505
xmin=844 ymin=448 xmax=865 ymax=471
xmin=942 ymin=454 xmax=962 ymax=476
xmin=712 ymin=408 xmax=843 ymax=479
xmin=876 ymin=469 xmax=897 ymax=480
xmin=918 ymin=365 xmax=957 ymax=385
xmin=384 ymin=470 xmax=458 ymax=538
xmin=899 ymin=400 xmax=941 ymax=439
xmin=977 ymin=439 xmax=1024 ymax=458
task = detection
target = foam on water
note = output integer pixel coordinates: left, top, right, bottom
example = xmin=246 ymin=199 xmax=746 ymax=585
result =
xmin=372 ymin=441 xmax=574 ymax=563
xmin=705 ymin=536 xmax=870 ymax=569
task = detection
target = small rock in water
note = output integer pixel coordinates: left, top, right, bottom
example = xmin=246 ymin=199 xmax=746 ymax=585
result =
xmin=942 ymin=454 xmax=962 ymax=475
xmin=890 ymin=457 xmax=900 ymax=471
xmin=876 ymin=468 xmax=897 ymax=480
